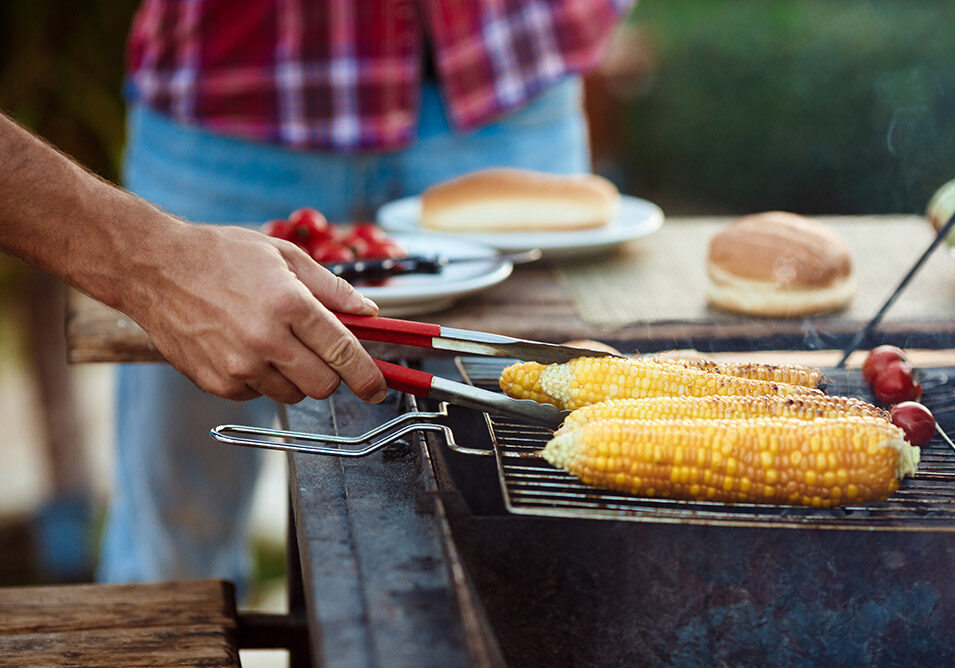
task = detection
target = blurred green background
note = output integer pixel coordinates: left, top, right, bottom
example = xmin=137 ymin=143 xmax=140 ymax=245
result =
xmin=616 ymin=1 xmax=955 ymax=215
xmin=0 ymin=1 xmax=138 ymax=301
xmin=0 ymin=2 xmax=138 ymax=183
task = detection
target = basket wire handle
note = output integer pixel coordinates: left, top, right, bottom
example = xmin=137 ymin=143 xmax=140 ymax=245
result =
xmin=210 ymin=403 xmax=493 ymax=457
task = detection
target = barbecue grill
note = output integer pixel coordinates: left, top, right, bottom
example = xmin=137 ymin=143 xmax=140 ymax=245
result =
xmin=216 ymin=353 xmax=955 ymax=665
xmin=426 ymin=355 xmax=955 ymax=665
xmin=216 ymin=355 xmax=955 ymax=531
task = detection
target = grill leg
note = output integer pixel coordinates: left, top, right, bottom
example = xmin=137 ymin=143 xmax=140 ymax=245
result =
xmin=287 ymin=488 xmax=311 ymax=668
xmin=233 ymin=490 xmax=311 ymax=665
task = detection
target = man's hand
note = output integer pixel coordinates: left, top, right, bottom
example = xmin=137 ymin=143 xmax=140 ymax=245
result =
xmin=0 ymin=112 xmax=386 ymax=404
xmin=126 ymin=223 xmax=388 ymax=404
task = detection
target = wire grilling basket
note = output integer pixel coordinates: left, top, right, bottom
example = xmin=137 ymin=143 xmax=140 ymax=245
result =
xmin=212 ymin=356 xmax=955 ymax=531
xmin=456 ymin=357 xmax=955 ymax=531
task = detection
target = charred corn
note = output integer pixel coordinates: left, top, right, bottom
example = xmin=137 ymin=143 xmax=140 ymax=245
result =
xmin=559 ymin=394 xmax=888 ymax=433
xmin=543 ymin=417 xmax=919 ymax=507
xmin=500 ymin=357 xmax=820 ymax=411
xmin=659 ymin=358 xmax=826 ymax=389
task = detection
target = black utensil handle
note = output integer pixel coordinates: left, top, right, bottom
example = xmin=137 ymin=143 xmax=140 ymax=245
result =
xmin=324 ymin=255 xmax=443 ymax=281
xmin=836 ymin=209 xmax=955 ymax=368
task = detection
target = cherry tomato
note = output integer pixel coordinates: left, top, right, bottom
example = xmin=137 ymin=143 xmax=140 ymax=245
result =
xmin=872 ymin=359 xmax=923 ymax=405
xmin=310 ymin=242 xmax=354 ymax=264
xmin=304 ymin=227 xmax=340 ymax=257
xmin=345 ymin=235 xmax=371 ymax=259
xmin=890 ymin=401 xmax=936 ymax=447
xmin=311 ymin=225 xmax=338 ymax=244
xmin=288 ymin=207 xmax=329 ymax=247
xmin=862 ymin=345 xmax=908 ymax=387
xmin=362 ymin=240 xmax=407 ymax=260
xmin=341 ymin=227 xmax=391 ymax=255
xmin=350 ymin=222 xmax=389 ymax=243
xmin=261 ymin=219 xmax=296 ymax=243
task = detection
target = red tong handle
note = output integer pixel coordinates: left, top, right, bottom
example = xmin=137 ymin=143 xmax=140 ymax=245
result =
xmin=336 ymin=314 xmax=438 ymax=396
xmin=335 ymin=312 xmax=441 ymax=348
xmin=374 ymin=359 xmax=434 ymax=397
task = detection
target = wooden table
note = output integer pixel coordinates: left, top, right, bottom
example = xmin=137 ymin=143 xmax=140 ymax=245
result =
xmin=68 ymin=215 xmax=955 ymax=364
xmin=65 ymin=215 xmax=955 ymax=666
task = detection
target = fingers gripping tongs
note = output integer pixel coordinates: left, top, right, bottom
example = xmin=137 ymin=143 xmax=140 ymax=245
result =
xmin=336 ymin=313 xmax=615 ymax=427
xmin=210 ymin=313 xmax=616 ymax=456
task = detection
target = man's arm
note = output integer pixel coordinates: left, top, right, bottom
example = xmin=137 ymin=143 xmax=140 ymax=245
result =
xmin=0 ymin=112 xmax=386 ymax=404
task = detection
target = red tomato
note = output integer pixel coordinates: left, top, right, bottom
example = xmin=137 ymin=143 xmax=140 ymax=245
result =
xmin=361 ymin=240 xmax=407 ymax=260
xmin=303 ymin=228 xmax=339 ymax=258
xmin=288 ymin=207 xmax=329 ymax=247
xmin=310 ymin=242 xmax=354 ymax=264
xmin=261 ymin=219 xmax=296 ymax=243
xmin=872 ymin=359 xmax=923 ymax=405
xmin=345 ymin=235 xmax=371 ymax=258
xmin=310 ymin=225 xmax=338 ymax=244
xmin=862 ymin=345 xmax=908 ymax=387
xmin=890 ymin=401 xmax=936 ymax=447
xmin=350 ymin=222 xmax=389 ymax=243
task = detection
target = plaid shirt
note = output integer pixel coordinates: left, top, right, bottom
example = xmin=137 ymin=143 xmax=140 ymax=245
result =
xmin=126 ymin=0 xmax=634 ymax=152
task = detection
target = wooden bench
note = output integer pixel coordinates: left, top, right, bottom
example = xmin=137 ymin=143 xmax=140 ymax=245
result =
xmin=0 ymin=580 xmax=240 ymax=666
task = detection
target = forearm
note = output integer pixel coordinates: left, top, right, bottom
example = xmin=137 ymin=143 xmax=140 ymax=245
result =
xmin=0 ymin=112 xmax=385 ymax=404
xmin=0 ymin=112 xmax=180 ymax=314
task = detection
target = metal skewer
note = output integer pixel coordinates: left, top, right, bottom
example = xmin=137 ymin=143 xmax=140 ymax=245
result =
xmin=936 ymin=423 xmax=955 ymax=454
xmin=836 ymin=210 xmax=955 ymax=368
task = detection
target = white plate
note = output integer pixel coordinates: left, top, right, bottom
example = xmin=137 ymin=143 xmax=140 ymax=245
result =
xmin=352 ymin=233 xmax=513 ymax=316
xmin=376 ymin=194 xmax=665 ymax=259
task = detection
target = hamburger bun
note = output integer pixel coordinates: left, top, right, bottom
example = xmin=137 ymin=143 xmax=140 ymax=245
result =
xmin=420 ymin=168 xmax=620 ymax=232
xmin=706 ymin=211 xmax=856 ymax=317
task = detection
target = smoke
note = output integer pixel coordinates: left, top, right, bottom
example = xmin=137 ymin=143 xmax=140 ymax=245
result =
xmin=875 ymin=67 xmax=942 ymax=213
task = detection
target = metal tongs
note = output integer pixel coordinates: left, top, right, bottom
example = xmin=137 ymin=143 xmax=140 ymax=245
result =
xmin=211 ymin=313 xmax=618 ymax=455
xmin=333 ymin=312 xmax=616 ymax=426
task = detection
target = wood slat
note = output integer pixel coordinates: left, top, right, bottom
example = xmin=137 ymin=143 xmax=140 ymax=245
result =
xmin=0 ymin=627 xmax=238 ymax=667
xmin=0 ymin=580 xmax=239 ymax=667
xmin=66 ymin=291 xmax=156 ymax=363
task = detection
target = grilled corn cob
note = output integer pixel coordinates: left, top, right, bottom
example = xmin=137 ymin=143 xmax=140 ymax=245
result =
xmin=658 ymin=358 xmax=826 ymax=389
xmin=558 ymin=394 xmax=888 ymax=433
xmin=500 ymin=357 xmax=820 ymax=411
xmin=497 ymin=361 xmax=562 ymax=407
xmin=543 ymin=417 xmax=918 ymax=507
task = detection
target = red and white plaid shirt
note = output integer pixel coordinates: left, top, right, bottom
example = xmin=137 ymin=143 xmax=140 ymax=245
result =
xmin=127 ymin=0 xmax=634 ymax=152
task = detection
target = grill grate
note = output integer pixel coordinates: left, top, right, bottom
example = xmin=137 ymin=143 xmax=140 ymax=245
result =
xmin=455 ymin=357 xmax=955 ymax=531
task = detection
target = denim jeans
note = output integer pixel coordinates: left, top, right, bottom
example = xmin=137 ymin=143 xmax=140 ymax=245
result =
xmin=98 ymin=78 xmax=591 ymax=584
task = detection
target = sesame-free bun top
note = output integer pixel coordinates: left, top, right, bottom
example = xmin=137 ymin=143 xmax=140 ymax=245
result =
xmin=706 ymin=211 xmax=856 ymax=317
xmin=420 ymin=168 xmax=620 ymax=232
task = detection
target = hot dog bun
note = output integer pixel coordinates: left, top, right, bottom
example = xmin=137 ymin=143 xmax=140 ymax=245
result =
xmin=706 ymin=211 xmax=856 ymax=317
xmin=420 ymin=168 xmax=620 ymax=232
